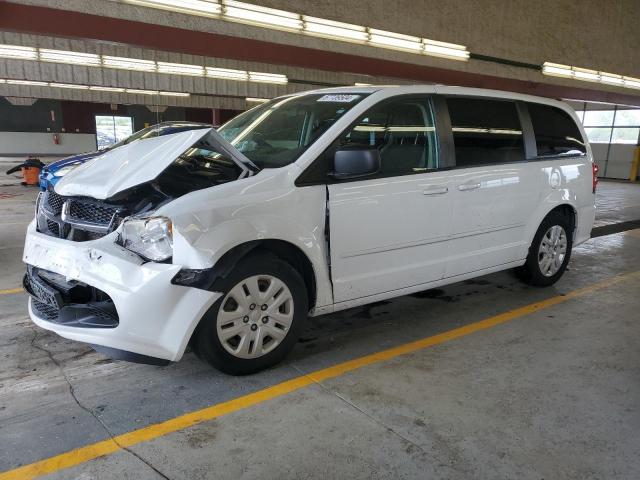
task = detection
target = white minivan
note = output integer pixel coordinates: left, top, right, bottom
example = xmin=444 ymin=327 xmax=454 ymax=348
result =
xmin=23 ymin=85 xmax=596 ymax=374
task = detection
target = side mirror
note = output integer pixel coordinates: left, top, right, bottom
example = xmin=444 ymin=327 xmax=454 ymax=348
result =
xmin=330 ymin=148 xmax=381 ymax=180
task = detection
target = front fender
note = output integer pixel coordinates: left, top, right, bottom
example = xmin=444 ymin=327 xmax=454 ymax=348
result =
xmin=158 ymin=168 xmax=333 ymax=310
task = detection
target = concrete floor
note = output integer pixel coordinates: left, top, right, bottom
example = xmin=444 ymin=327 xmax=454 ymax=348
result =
xmin=1 ymin=180 xmax=640 ymax=479
xmin=592 ymin=180 xmax=640 ymax=227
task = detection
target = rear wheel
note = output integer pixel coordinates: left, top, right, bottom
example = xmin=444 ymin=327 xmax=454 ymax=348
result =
xmin=194 ymin=253 xmax=307 ymax=375
xmin=516 ymin=210 xmax=573 ymax=287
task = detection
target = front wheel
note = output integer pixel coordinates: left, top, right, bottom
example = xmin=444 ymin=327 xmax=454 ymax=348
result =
xmin=516 ymin=211 xmax=573 ymax=287
xmin=193 ymin=253 xmax=308 ymax=375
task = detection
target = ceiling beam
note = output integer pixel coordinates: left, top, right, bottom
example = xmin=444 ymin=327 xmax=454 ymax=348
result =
xmin=1 ymin=1 xmax=639 ymax=106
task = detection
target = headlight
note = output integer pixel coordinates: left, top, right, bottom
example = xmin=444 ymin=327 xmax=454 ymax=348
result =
xmin=53 ymin=165 xmax=77 ymax=177
xmin=120 ymin=216 xmax=173 ymax=262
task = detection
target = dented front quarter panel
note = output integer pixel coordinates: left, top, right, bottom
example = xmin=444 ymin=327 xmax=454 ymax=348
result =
xmin=157 ymin=164 xmax=334 ymax=312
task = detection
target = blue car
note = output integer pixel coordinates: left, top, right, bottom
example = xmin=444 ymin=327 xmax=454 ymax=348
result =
xmin=40 ymin=122 xmax=212 ymax=190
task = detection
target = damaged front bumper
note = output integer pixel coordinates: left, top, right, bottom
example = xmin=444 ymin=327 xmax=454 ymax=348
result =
xmin=22 ymin=220 xmax=222 ymax=363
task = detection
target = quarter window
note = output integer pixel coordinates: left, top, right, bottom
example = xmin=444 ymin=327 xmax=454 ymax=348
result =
xmin=527 ymin=103 xmax=586 ymax=156
xmin=338 ymin=97 xmax=438 ymax=176
xmin=447 ymin=98 xmax=524 ymax=167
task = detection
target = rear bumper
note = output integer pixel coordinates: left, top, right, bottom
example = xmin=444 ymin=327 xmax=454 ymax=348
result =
xmin=575 ymin=204 xmax=596 ymax=246
xmin=23 ymin=220 xmax=222 ymax=361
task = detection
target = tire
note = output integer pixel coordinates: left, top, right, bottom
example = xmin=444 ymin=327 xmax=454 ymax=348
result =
xmin=515 ymin=210 xmax=573 ymax=287
xmin=193 ymin=252 xmax=308 ymax=375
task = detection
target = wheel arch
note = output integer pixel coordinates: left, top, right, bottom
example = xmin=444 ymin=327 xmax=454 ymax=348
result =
xmin=183 ymin=239 xmax=319 ymax=360
xmin=189 ymin=239 xmax=318 ymax=312
xmin=543 ymin=203 xmax=577 ymax=239
xmin=527 ymin=200 xmax=578 ymax=248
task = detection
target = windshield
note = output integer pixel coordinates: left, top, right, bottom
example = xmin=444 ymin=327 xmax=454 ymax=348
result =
xmin=217 ymin=93 xmax=368 ymax=169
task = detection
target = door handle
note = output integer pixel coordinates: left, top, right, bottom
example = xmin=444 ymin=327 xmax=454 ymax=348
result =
xmin=457 ymin=182 xmax=481 ymax=191
xmin=422 ymin=186 xmax=448 ymax=195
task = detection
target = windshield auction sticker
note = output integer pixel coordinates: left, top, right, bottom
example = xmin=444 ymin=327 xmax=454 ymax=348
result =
xmin=317 ymin=94 xmax=361 ymax=103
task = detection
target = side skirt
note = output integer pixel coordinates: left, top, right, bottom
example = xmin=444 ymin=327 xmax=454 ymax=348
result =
xmin=312 ymin=259 xmax=525 ymax=316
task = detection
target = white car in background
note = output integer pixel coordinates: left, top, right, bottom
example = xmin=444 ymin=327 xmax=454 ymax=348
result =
xmin=23 ymin=85 xmax=596 ymax=374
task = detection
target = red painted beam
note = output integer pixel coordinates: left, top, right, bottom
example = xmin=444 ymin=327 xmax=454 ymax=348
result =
xmin=1 ymin=1 xmax=639 ymax=106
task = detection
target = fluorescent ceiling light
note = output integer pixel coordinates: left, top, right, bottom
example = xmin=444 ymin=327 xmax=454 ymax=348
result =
xmin=89 ymin=86 xmax=126 ymax=92
xmin=353 ymin=125 xmax=386 ymax=132
xmin=118 ymin=1 xmax=473 ymax=63
xmin=157 ymin=61 xmax=204 ymax=76
xmin=0 ymin=42 xmax=287 ymax=86
xmin=0 ymin=44 xmax=38 ymax=60
xmin=368 ymin=29 xmax=422 ymax=52
xmin=624 ymin=77 xmax=640 ymax=89
xmin=6 ymin=79 xmax=48 ymax=86
xmin=248 ymin=71 xmax=288 ymax=84
xmin=223 ymin=0 xmax=302 ymax=31
xmin=303 ymin=16 xmax=368 ymax=42
xmin=125 ymin=88 xmax=158 ymax=95
xmin=489 ymin=129 xmax=522 ymax=135
xmin=103 ymin=55 xmax=157 ymax=72
xmin=354 ymin=82 xmax=373 ymax=86
xmin=572 ymin=67 xmax=599 ymax=82
xmin=542 ymin=62 xmax=572 ymax=77
xmin=452 ymin=127 xmax=488 ymax=133
xmin=387 ymin=126 xmax=436 ymax=132
xmin=246 ymin=97 xmax=269 ymax=103
xmin=2 ymin=78 xmax=190 ymax=97
xmin=49 ymin=82 xmax=90 ymax=89
xmin=600 ymin=72 xmax=624 ymax=85
xmin=206 ymin=66 xmax=249 ymax=81
xmin=39 ymin=49 xmax=101 ymax=67
xmin=544 ymin=62 xmax=640 ymax=91
xmin=123 ymin=0 xmax=221 ymax=16
xmin=159 ymin=91 xmax=190 ymax=97
xmin=423 ymin=39 xmax=469 ymax=60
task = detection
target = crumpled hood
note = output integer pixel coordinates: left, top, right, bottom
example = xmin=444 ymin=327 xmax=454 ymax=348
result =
xmin=54 ymin=128 xmax=213 ymax=199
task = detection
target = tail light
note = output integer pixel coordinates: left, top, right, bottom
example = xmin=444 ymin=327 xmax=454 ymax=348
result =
xmin=592 ymin=163 xmax=599 ymax=193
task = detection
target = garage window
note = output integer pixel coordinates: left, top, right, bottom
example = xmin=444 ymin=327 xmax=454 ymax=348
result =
xmin=95 ymin=115 xmax=133 ymax=150
xmin=577 ymin=107 xmax=640 ymax=145
xmin=527 ymin=103 xmax=586 ymax=156
xmin=447 ymin=97 xmax=524 ymax=167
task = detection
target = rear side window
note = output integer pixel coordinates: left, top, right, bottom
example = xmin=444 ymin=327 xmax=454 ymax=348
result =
xmin=527 ymin=103 xmax=586 ymax=157
xmin=447 ymin=97 xmax=524 ymax=167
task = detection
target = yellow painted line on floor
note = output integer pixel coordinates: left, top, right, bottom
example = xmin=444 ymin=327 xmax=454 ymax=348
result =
xmin=0 ymin=287 xmax=23 ymax=295
xmin=2 ymin=269 xmax=639 ymax=480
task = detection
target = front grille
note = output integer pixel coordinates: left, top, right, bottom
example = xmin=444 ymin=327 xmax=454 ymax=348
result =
xmin=32 ymin=299 xmax=59 ymax=321
xmin=68 ymin=199 xmax=121 ymax=226
xmin=46 ymin=219 xmax=60 ymax=237
xmin=46 ymin=190 xmax=65 ymax=214
xmin=26 ymin=266 xmax=119 ymax=328
xmin=87 ymin=305 xmax=118 ymax=323
xmin=36 ymin=190 xmax=126 ymax=241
